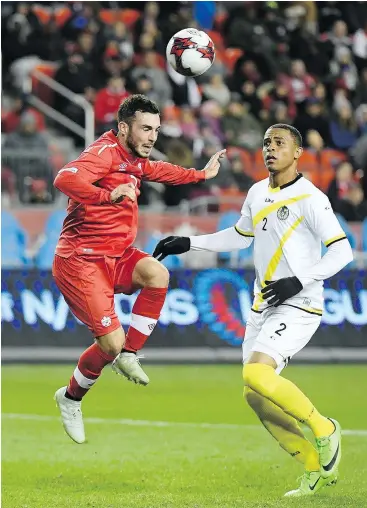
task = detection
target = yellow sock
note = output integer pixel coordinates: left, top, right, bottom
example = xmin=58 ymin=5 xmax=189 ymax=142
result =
xmin=245 ymin=387 xmax=320 ymax=471
xmin=243 ymin=364 xmax=334 ymax=438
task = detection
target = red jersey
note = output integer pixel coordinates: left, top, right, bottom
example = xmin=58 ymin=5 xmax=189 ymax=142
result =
xmin=54 ymin=130 xmax=205 ymax=257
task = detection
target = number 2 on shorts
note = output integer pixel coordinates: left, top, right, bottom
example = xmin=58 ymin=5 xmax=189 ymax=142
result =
xmin=275 ymin=323 xmax=287 ymax=336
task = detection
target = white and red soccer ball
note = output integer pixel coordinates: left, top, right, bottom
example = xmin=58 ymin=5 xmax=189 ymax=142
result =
xmin=166 ymin=28 xmax=215 ymax=77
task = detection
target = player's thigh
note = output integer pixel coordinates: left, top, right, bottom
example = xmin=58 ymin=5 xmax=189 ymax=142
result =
xmin=242 ymin=310 xmax=264 ymax=364
xmin=114 ymin=247 xmax=154 ymax=294
xmin=53 ymin=254 xmax=120 ymax=337
xmin=251 ymin=306 xmax=321 ymax=373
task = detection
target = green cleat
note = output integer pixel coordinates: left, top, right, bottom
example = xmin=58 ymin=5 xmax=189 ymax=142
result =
xmin=284 ymin=469 xmax=338 ymax=497
xmin=316 ymin=418 xmax=342 ymax=478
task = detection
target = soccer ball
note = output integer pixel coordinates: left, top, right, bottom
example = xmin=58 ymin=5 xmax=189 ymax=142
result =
xmin=166 ymin=28 xmax=215 ymax=77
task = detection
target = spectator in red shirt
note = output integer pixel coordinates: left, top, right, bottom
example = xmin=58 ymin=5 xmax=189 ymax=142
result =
xmin=2 ymin=95 xmax=45 ymax=133
xmin=94 ymin=76 xmax=129 ymax=134
xmin=280 ymin=60 xmax=315 ymax=109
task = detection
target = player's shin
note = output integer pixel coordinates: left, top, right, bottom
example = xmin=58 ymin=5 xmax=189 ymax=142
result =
xmin=244 ymin=387 xmax=319 ymax=471
xmin=123 ymin=287 xmax=167 ymax=352
xmin=243 ymin=364 xmax=335 ymax=437
xmin=66 ymin=343 xmax=115 ymax=400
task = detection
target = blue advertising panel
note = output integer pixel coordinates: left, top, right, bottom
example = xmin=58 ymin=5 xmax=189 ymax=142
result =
xmin=1 ymin=269 xmax=366 ymax=348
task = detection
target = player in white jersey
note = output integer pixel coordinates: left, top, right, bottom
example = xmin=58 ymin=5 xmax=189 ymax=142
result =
xmin=153 ymin=124 xmax=353 ymax=497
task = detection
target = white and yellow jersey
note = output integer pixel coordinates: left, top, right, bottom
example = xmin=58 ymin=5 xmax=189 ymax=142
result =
xmin=235 ymin=174 xmax=347 ymax=316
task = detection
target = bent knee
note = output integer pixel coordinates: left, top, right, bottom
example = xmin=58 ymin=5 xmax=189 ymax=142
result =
xmin=143 ymin=258 xmax=170 ymax=287
xmin=243 ymin=386 xmax=263 ymax=411
xmin=96 ymin=328 xmax=125 ymax=357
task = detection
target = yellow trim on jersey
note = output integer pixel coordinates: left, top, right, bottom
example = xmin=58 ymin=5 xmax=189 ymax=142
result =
xmin=268 ymin=186 xmax=281 ymax=193
xmin=300 ymin=306 xmax=323 ymax=316
xmin=252 ymin=194 xmax=311 ymax=228
xmin=253 ymin=216 xmax=305 ymax=310
xmin=324 ymin=234 xmax=347 ymax=247
xmin=234 ymin=225 xmax=254 ymax=237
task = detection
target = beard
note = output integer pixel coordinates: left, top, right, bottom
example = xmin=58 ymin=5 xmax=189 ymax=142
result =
xmin=126 ymin=133 xmax=150 ymax=159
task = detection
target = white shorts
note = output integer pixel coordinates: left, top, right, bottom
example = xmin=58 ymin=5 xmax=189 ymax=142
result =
xmin=242 ymin=305 xmax=321 ymax=374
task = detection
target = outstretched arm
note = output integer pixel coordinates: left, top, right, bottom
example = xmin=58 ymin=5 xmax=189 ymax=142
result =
xmin=144 ymin=150 xmax=226 ymax=185
xmin=153 ymin=191 xmax=254 ymax=260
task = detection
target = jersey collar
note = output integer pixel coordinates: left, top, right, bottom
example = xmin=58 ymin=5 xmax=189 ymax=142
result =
xmin=268 ymin=173 xmax=303 ymax=193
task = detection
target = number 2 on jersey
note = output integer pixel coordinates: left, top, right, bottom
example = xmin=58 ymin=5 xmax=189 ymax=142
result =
xmin=262 ymin=217 xmax=268 ymax=231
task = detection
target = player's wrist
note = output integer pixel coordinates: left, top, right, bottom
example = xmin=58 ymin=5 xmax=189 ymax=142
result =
xmin=291 ymin=276 xmax=303 ymax=291
xmin=102 ymin=189 xmax=113 ymax=204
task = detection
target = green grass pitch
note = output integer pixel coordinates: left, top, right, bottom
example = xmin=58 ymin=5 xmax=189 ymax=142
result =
xmin=2 ymin=364 xmax=367 ymax=508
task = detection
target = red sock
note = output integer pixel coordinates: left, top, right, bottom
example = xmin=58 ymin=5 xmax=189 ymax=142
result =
xmin=66 ymin=343 xmax=115 ymax=400
xmin=124 ymin=287 xmax=167 ymax=352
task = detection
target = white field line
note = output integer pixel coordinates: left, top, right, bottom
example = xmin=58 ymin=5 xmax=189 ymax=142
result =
xmin=2 ymin=413 xmax=367 ymax=436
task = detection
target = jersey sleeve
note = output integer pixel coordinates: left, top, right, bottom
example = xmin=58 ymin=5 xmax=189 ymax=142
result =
xmin=234 ymin=192 xmax=254 ymax=238
xmin=305 ymin=192 xmax=347 ymax=247
xmin=143 ymin=160 xmax=206 ymax=185
xmin=54 ymin=148 xmax=113 ymax=205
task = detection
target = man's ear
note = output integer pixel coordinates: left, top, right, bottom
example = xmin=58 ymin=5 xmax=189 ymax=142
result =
xmin=294 ymin=146 xmax=303 ymax=160
xmin=118 ymin=121 xmax=129 ymax=137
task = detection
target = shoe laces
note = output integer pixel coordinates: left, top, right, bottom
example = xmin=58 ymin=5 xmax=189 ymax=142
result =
xmin=297 ymin=471 xmax=312 ymax=489
xmin=65 ymin=400 xmax=82 ymax=418
xmin=136 ymin=353 xmax=145 ymax=365
xmin=316 ymin=436 xmax=331 ymax=454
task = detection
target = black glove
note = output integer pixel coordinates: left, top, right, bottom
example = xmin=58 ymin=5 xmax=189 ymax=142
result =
xmin=261 ymin=277 xmax=303 ymax=307
xmin=153 ymin=236 xmax=191 ymax=261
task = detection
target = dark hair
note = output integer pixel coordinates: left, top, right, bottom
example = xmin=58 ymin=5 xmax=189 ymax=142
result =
xmin=268 ymin=123 xmax=303 ymax=147
xmin=117 ymin=94 xmax=160 ymax=124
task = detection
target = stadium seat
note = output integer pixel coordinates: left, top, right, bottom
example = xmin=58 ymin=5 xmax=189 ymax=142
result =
xmin=222 ymin=48 xmax=243 ymax=73
xmin=31 ymin=63 xmax=58 ymax=106
xmin=1 ymin=211 xmax=30 ymax=267
xmin=99 ymin=9 xmax=140 ymax=27
xmin=362 ymin=218 xmax=367 ymax=252
xmin=143 ymin=234 xmax=183 ymax=270
xmin=54 ymin=6 xmax=72 ymax=27
xmin=297 ymin=150 xmax=319 ymax=186
xmin=120 ymin=9 xmax=141 ymax=27
xmin=319 ymin=150 xmax=347 ymax=191
xmin=207 ymin=30 xmax=225 ymax=51
xmin=99 ymin=9 xmax=117 ymax=24
xmin=32 ymin=5 xmax=51 ymax=24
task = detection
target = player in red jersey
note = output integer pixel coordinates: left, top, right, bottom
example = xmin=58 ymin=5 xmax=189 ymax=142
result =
xmin=53 ymin=94 xmax=226 ymax=443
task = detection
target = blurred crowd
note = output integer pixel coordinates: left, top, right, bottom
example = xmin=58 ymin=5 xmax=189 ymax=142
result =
xmin=1 ymin=1 xmax=367 ymax=222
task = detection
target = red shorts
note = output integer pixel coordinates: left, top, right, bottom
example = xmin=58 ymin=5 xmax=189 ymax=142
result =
xmin=52 ymin=247 xmax=149 ymax=337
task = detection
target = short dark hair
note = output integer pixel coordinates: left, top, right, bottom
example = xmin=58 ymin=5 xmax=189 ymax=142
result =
xmin=268 ymin=123 xmax=303 ymax=147
xmin=117 ymin=94 xmax=160 ymax=124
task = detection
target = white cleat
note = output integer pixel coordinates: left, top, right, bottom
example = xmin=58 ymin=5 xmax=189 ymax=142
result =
xmin=112 ymin=352 xmax=150 ymax=385
xmin=54 ymin=386 xmax=85 ymax=444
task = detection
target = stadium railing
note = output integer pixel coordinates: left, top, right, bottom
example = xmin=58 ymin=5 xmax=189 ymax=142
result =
xmin=2 ymin=148 xmax=57 ymax=203
xmin=23 ymin=69 xmax=95 ymax=148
